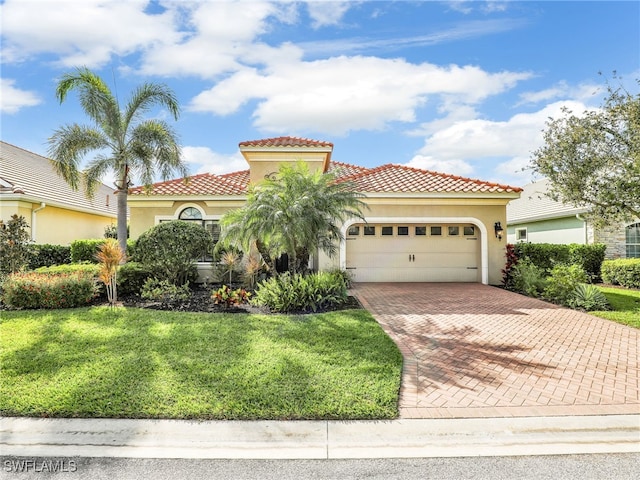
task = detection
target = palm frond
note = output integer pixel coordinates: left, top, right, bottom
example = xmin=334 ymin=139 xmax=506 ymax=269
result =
xmin=47 ymin=125 xmax=109 ymax=193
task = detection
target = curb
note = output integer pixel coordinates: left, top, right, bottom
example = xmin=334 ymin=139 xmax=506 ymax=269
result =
xmin=2 ymin=415 xmax=639 ymax=459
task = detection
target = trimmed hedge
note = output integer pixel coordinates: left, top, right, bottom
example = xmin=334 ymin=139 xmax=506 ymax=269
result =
xmin=34 ymin=263 xmax=101 ymax=276
xmin=2 ymin=272 xmax=98 ymax=309
xmin=512 ymin=243 xmax=606 ymax=282
xmin=601 ymin=259 xmax=640 ymax=289
xmin=26 ymin=244 xmax=71 ymax=269
xmin=117 ymin=262 xmax=154 ymax=296
xmin=70 ymin=239 xmax=137 ymax=263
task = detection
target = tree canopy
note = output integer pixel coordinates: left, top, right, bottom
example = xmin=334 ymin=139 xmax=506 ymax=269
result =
xmin=48 ymin=67 xmax=188 ymax=255
xmin=529 ymin=76 xmax=640 ymax=227
xmin=219 ymin=162 xmax=367 ymax=274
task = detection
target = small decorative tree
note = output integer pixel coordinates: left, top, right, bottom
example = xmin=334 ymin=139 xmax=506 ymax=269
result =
xmin=0 ymin=214 xmax=32 ymax=274
xmin=96 ymin=238 xmax=125 ymax=306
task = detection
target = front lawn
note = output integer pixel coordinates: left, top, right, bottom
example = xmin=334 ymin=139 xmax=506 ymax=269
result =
xmin=592 ymin=287 xmax=640 ymax=329
xmin=0 ymin=307 xmax=402 ymax=420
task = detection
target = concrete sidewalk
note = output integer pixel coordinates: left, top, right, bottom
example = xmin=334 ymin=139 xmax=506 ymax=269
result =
xmin=1 ymin=415 xmax=638 ymax=459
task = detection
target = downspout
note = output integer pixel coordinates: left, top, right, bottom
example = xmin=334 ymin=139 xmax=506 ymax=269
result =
xmin=576 ymin=214 xmax=587 ymax=244
xmin=31 ymin=203 xmax=46 ymax=242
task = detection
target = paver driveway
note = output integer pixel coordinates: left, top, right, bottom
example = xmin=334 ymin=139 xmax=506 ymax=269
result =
xmin=351 ymin=283 xmax=640 ymax=419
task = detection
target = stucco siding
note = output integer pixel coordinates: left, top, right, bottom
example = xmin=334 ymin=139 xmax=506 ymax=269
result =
xmin=507 ymin=216 xmax=586 ymax=245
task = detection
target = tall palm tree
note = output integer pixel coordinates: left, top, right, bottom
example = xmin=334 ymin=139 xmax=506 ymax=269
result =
xmin=47 ymin=67 xmax=188 ymax=256
xmin=220 ymin=162 xmax=367 ymax=274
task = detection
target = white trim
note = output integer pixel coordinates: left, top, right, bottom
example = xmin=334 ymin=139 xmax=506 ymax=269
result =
xmin=340 ymin=216 xmax=489 ymax=284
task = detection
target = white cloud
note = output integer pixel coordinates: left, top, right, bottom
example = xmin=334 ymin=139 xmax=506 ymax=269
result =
xmin=306 ymin=1 xmax=352 ymax=28
xmin=0 ymin=0 xmax=178 ymax=67
xmin=138 ymin=1 xmax=301 ymax=78
xmin=405 ymin=156 xmax=474 ymax=176
xmin=0 ymin=78 xmax=41 ymax=113
xmin=404 ymin=100 xmax=592 ymax=184
xmin=182 ymin=146 xmax=247 ymax=175
xmin=190 ymin=56 xmax=531 ymax=135
xmin=518 ymin=80 xmax=601 ymax=105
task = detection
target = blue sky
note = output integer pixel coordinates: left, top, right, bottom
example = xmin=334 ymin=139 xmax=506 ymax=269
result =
xmin=1 ymin=0 xmax=638 ymax=188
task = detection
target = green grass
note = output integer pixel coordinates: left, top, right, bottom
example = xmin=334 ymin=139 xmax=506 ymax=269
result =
xmin=0 ymin=307 xmax=402 ymax=420
xmin=592 ymin=287 xmax=640 ymax=329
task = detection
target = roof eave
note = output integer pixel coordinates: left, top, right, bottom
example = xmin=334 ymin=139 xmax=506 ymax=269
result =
xmin=0 ymin=193 xmax=118 ymax=218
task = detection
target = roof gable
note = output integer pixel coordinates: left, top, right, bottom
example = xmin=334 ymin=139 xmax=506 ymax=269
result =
xmin=0 ymin=141 xmax=117 ymax=216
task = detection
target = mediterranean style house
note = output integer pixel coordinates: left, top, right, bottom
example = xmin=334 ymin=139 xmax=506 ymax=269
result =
xmin=0 ymin=141 xmax=117 ymax=245
xmin=129 ymin=136 xmax=521 ymax=285
xmin=506 ymin=178 xmax=640 ymax=259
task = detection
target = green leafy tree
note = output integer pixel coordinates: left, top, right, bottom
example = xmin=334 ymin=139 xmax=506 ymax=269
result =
xmin=220 ymin=162 xmax=367 ymax=274
xmin=48 ymin=67 xmax=188 ymax=256
xmin=530 ymin=75 xmax=640 ymax=227
xmin=0 ymin=214 xmax=32 ymax=274
xmin=135 ymin=221 xmax=212 ymax=286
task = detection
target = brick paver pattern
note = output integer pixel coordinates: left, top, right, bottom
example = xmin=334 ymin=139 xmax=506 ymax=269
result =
xmin=351 ymin=283 xmax=640 ymax=419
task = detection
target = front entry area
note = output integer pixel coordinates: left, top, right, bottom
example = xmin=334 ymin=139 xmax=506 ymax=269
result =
xmin=345 ymin=222 xmax=481 ymax=282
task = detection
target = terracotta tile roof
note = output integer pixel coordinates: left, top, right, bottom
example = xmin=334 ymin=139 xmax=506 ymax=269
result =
xmin=328 ymin=161 xmax=371 ymax=179
xmin=239 ymin=136 xmax=333 ymax=148
xmin=130 ymin=172 xmax=248 ymax=196
xmin=337 ymin=164 xmax=522 ymax=194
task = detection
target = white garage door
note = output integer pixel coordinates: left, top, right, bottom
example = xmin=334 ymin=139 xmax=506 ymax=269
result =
xmin=345 ymin=223 xmax=480 ymax=282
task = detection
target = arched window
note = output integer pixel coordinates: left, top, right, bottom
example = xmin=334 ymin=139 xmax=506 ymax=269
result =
xmin=173 ymin=206 xmax=220 ymax=262
xmin=178 ymin=207 xmax=202 ymax=220
xmin=626 ymin=223 xmax=640 ymax=258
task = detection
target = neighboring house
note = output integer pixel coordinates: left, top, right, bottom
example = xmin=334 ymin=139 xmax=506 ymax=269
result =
xmin=129 ymin=136 xmax=522 ymax=285
xmin=506 ymin=178 xmax=640 ymax=259
xmin=0 ymin=141 xmax=118 ymax=245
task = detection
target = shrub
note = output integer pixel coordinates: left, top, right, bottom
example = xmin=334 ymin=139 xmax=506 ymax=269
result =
xmin=2 ymin=272 xmax=98 ymax=309
xmin=568 ymin=284 xmax=609 ymax=311
xmin=601 ymin=259 xmax=640 ymax=289
xmin=513 ymin=243 xmax=606 ymax=283
xmin=212 ymin=285 xmax=251 ymax=309
xmin=26 ymin=244 xmax=71 ymax=269
xmin=141 ymin=278 xmax=191 ymax=306
xmin=501 ymin=243 xmax=519 ymax=289
xmin=252 ymin=271 xmax=348 ymax=313
xmin=70 ymin=239 xmax=105 ymax=263
xmin=96 ymin=239 xmax=125 ymax=306
xmin=542 ymin=264 xmax=587 ymax=306
xmin=569 ymin=244 xmax=606 ymax=282
xmin=509 ymin=260 xmax=547 ymax=297
xmin=135 ymin=221 xmax=212 ymax=285
xmin=117 ymin=262 xmax=154 ymax=297
xmin=0 ymin=214 xmax=31 ymax=274
xmin=514 ymin=243 xmax=571 ymax=273
xmin=34 ymin=263 xmax=101 ymax=276
xmin=70 ymin=239 xmax=136 ymax=263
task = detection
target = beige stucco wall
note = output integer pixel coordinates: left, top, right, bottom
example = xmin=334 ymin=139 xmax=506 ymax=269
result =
xmin=1 ymin=200 xmax=115 ymax=244
xmin=129 ymin=194 xmax=511 ymax=285
xmin=128 ymin=198 xmax=245 ymax=239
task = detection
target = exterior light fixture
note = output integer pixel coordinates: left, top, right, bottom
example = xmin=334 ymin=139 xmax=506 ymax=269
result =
xmin=494 ymin=221 xmax=504 ymax=240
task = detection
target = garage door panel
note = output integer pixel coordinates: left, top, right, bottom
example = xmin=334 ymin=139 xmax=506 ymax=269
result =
xmin=346 ymin=223 xmax=481 ymax=283
xmin=350 ymin=266 xmax=479 ymax=283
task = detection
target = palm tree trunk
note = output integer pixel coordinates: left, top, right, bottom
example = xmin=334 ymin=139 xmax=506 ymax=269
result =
xmin=117 ymin=189 xmax=128 ymax=262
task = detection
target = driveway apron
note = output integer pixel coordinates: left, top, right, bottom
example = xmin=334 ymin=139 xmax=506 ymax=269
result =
xmin=351 ymin=283 xmax=640 ymax=419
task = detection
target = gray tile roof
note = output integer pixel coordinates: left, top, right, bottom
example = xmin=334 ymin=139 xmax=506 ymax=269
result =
xmin=0 ymin=141 xmax=117 ymax=217
xmin=506 ymin=178 xmax=588 ymax=223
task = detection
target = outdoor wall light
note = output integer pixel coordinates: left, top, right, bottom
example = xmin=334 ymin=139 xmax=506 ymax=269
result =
xmin=494 ymin=221 xmax=504 ymax=240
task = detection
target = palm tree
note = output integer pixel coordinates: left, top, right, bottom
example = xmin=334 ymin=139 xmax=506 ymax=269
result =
xmin=220 ymin=162 xmax=367 ymax=274
xmin=47 ymin=67 xmax=188 ymax=256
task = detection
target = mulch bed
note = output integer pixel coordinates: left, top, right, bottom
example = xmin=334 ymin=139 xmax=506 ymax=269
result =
xmin=117 ymin=285 xmax=363 ymax=315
